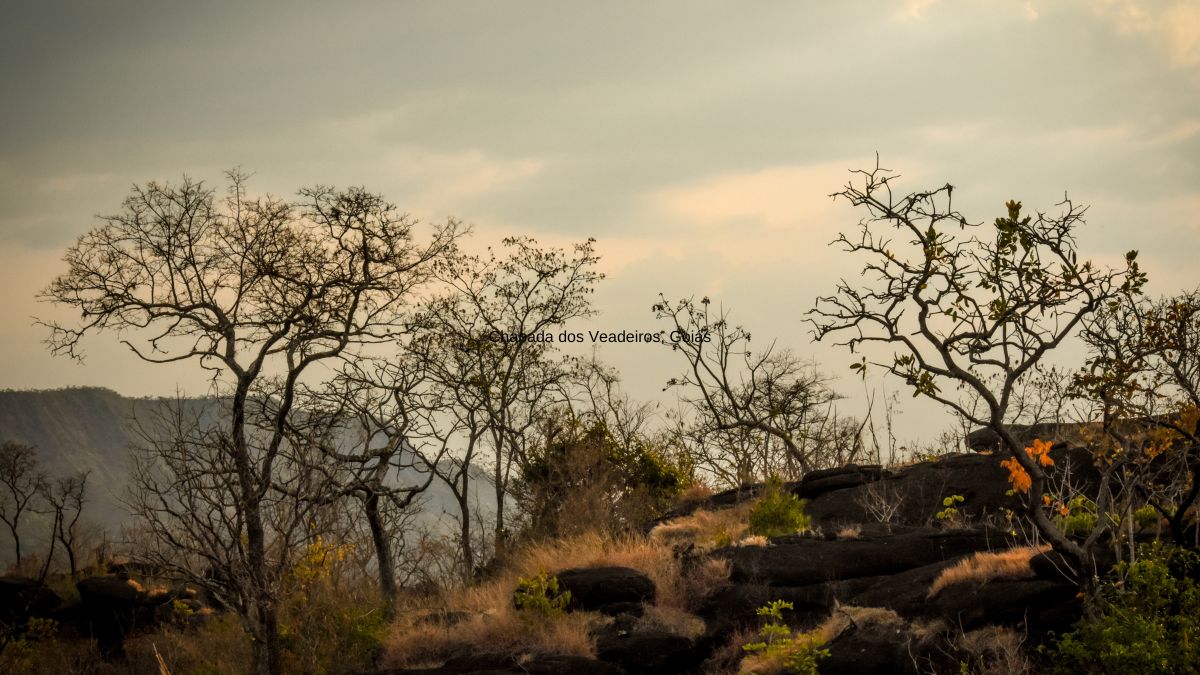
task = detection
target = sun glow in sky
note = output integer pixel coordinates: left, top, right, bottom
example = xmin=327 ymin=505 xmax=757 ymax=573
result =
xmin=2 ymin=0 xmax=1197 ymax=446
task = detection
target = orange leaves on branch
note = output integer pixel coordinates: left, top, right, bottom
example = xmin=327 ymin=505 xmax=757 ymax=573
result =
xmin=1028 ymin=439 xmax=1054 ymax=467
xmin=1001 ymin=439 xmax=1054 ymax=495
xmin=1001 ymin=457 xmax=1032 ymax=493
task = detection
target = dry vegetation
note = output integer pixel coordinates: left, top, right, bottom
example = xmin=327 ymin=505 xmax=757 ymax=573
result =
xmin=650 ymin=501 xmax=757 ymax=550
xmin=382 ymin=531 xmax=724 ymax=669
xmin=927 ymin=545 xmax=1048 ymax=598
xmin=956 ymin=625 xmax=1034 ymax=675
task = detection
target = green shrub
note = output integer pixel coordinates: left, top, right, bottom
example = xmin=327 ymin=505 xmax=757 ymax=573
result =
xmin=513 ymin=570 xmax=572 ymax=620
xmin=748 ymin=477 xmax=811 ymax=539
xmin=1133 ymin=504 xmax=1162 ymax=530
xmin=1049 ymin=541 xmax=1200 ymax=674
xmin=742 ymin=600 xmax=829 ymax=674
xmin=1055 ymin=495 xmax=1098 ymax=537
xmin=936 ymin=494 xmax=965 ymax=526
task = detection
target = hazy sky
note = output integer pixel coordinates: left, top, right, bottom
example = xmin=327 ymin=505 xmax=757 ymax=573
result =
xmin=2 ymin=0 xmax=1197 ymax=445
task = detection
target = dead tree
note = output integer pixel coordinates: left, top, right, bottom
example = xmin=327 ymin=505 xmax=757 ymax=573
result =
xmin=40 ymin=471 xmax=89 ymax=577
xmin=0 ymin=441 xmax=46 ymax=569
xmin=654 ymin=295 xmax=852 ymax=481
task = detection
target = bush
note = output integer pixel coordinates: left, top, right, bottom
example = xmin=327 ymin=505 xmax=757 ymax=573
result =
xmin=513 ymin=570 xmax=572 ymax=620
xmin=936 ymin=494 xmax=965 ymax=527
xmin=1049 ymin=541 xmax=1200 ymax=674
xmin=1054 ymin=495 xmax=1098 ymax=537
xmin=740 ymin=600 xmax=828 ymax=674
xmin=748 ymin=477 xmax=810 ymax=539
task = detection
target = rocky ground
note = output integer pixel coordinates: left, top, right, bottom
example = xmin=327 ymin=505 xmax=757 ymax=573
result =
xmin=1 ymin=444 xmax=1116 ymax=673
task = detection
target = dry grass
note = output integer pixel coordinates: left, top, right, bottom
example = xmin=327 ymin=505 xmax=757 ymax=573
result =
xmin=835 ymin=525 xmax=862 ymax=540
xmin=383 ymin=608 xmax=596 ymax=668
xmin=384 ymin=531 xmax=689 ymax=668
xmin=705 ymin=627 xmax=758 ymax=674
xmin=651 ymin=501 xmax=756 ymax=550
xmin=2 ymin=613 xmax=256 ymax=675
xmin=680 ymin=557 xmax=732 ymax=608
xmin=735 ymin=605 xmax=906 ymax=675
xmin=677 ymin=482 xmax=716 ymax=504
xmin=636 ymin=605 xmax=707 ymax=639
xmin=927 ymin=545 xmax=1048 ymax=598
xmin=813 ymin=604 xmax=906 ymax=644
xmin=518 ymin=531 xmax=685 ymax=608
xmin=735 ymin=535 xmax=768 ymax=547
xmin=957 ymin=625 xmax=1033 ymax=674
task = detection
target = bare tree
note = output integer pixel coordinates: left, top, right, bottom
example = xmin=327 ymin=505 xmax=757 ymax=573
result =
xmin=421 ymin=236 xmax=602 ymax=560
xmin=40 ymin=171 xmax=461 ymax=675
xmin=654 ymin=295 xmax=855 ymax=482
xmin=810 ymin=161 xmax=1144 ymax=574
xmin=39 ymin=471 xmax=89 ymax=577
xmin=296 ymin=352 xmax=447 ymax=617
xmin=127 ymin=398 xmax=332 ymax=635
xmin=0 ymin=441 xmax=46 ymax=569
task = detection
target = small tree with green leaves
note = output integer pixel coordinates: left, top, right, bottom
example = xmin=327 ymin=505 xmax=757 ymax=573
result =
xmin=748 ymin=477 xmax=811 ymax=539
xmin=810 ymin=160 xmax=1145 ymax=575
xmin=742 ymin=600 xmax=829 ymax=675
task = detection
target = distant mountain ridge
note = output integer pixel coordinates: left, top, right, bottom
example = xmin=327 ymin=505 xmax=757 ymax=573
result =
xmin=0 ymin=387 xmax=171 ymax=531
xmin=0 ymin=387 xmax=491 ymax=567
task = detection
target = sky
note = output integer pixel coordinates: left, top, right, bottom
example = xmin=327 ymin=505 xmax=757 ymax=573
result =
xmin=1 ymin=0 xmax=1198 ymax=447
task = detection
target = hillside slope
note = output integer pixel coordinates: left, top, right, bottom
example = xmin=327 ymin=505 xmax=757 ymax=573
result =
xmin=0 ymin=387 xmax=490 ymax=567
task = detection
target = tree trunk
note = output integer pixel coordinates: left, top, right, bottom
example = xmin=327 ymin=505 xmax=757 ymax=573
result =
xmin=233 ymin=384 xmax=281 ymax=675
xmin=493 ymin=459 xmax=507 ymax=561
xmin=363 ymin=492 xmax=398 ymax=619
xmin=7 ymin=525 xmax=19 ymax=568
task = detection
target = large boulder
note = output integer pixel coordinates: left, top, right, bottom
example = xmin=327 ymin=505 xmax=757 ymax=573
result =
xmin=595 ymin=629 xmax=700 ymax=674
xmin=553 ymin=566 xmax=656 ymax=616
xmin=820 ymin=620 xmax=918 ymax=675
xmin=76 ymin=574 xmax=190 ymax=659
xmin=0 ymin=576 xmax=61 ymax=623
xmin=795 ymin=464 xmax=884 ymax=499
xmin=966 ymin=423 xmax=1091 ymax=452
xmin=931 ymin=577 xmax=1082 ymax=642
xmin=698 ymin=581 xmax=835 ymax=635
xmin=833 ymin=558 xmax=959 ymax=618
xmin=722 ymin=528 xmax=1010 ymax=586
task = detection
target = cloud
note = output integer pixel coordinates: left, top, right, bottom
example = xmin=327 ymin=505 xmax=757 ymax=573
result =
xmin=898 ymin=0 xmax=941 ymax=20
xmin=650 ymin=163 xmax=846 ymax=231
xmin=1092 ymin=0 xmax=1200 ymax=66
xmin=646 ymin=162 xmax=920 ymax=268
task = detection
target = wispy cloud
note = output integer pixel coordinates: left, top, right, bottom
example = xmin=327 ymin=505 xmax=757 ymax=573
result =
xmin=1092 ymin=0 xmax=1200 ymax=66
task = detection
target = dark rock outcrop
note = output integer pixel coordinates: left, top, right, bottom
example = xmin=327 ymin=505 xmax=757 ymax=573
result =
xmin=820 ymin=621 xmax=918 ymax=675
xmin=699 ymin=582 xmax=835 ymax=635
xmin=381 ymin=652 xmax=622 ymax=675
xmin=0 ymin=576 xmax=61 ymax=623
xmin=553 ymin=566 xmax=656 ymax=616
xmin=803 ymin=447 xmax=1098 ymax=527
xmin=595 ymin=629 xmax=699 ymax=674
xmin=75 ymin=574 xmax=195 ymax=659
xmin=722 ymin=528 xmax=1011 ymax=586
xmin=833 ymin=558 xmax=958 ymax=618
xmin=795 ymin=464 xmax=885 ymax=499
xmin=931 ymin=578 xmax=1081 ymax=641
